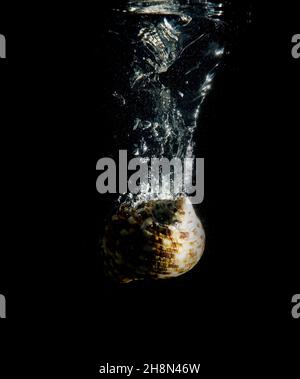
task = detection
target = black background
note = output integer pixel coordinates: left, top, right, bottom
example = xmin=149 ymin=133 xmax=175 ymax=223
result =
xmin=0 ymin=1 xmax=299 ymax=377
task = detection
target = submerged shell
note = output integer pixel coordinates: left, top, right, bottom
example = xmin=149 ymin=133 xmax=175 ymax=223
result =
xmin=103 ymin=196 xmax=205 ymax=283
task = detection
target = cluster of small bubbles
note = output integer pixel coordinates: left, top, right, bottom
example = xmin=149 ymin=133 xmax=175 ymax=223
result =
xmin=112 ymin=1 xmax=225 ymax=206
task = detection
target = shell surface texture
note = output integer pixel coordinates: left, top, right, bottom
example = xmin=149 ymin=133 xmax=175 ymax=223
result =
xmin=103 ymin=196 xmax=205 ymax=283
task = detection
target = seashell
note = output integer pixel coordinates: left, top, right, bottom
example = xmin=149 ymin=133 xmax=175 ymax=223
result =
xmin=102 ymin=196 xmax=205 ymax=283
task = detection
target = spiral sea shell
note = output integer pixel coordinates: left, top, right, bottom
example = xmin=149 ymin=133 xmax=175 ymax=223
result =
xmin=103 ymin=196 xmax=205 ymax=283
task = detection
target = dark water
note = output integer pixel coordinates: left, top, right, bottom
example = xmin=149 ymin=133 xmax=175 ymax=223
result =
xmin=107 ymin=1 xmax=225 ymax=205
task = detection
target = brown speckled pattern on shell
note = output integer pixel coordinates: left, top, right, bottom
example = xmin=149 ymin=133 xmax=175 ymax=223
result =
xmin=102 ymin=197 xmax=205 ymax=283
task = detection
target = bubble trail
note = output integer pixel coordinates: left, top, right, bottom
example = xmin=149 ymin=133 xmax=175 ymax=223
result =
xmin=109 ymin=0 xmax=225 ymax=204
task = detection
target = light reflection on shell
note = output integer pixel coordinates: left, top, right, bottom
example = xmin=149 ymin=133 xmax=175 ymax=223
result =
xmin=103 ymin=196 xmax=205 ymax=283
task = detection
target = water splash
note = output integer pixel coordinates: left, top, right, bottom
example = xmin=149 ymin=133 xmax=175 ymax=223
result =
xmin=109 ymin=0 xmax=226 ymax=205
